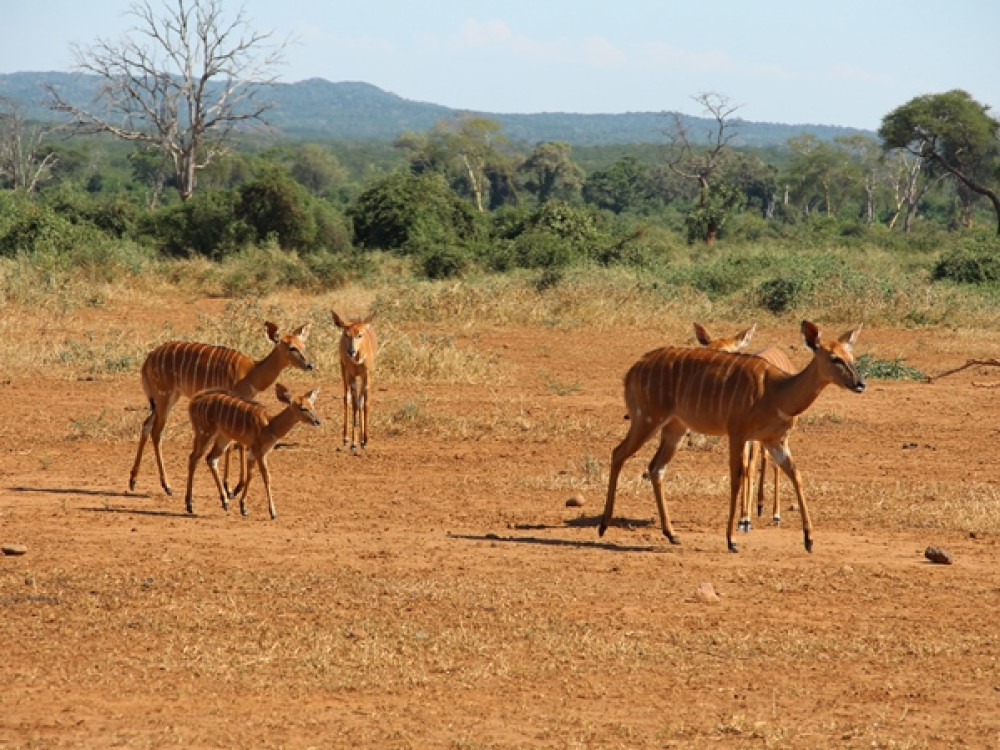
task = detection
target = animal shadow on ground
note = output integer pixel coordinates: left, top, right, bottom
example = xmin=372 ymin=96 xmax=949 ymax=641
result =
xmin=449 ymin=515 xmax=660 ymax=553
xmin=11 ymin=485 xmax=193 ymax=518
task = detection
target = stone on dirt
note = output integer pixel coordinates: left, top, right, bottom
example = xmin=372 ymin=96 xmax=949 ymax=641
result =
xmin=694 ymin=582 xmax=720 ymax=603
xmin=566 ymin=494 xmax=585 ymax=507
xmin=924 ymin=546 xmax=954 ymax=565
xmin=2 ymin=543 xmax=27 ymax=556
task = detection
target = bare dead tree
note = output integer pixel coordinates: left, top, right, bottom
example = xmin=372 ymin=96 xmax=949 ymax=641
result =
xmin=883 ymin=150 xmax=947 ymax=233
xmin=46 ymin=0 xmax=286 ymax=201
xmin=663 ymin=92 xmax=743 ymax=244
xmin=0 ymin=97 xmax=60 ymax=194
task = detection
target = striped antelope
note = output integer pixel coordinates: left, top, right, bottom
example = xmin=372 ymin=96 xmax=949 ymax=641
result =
xmin=331 ymin=310 xmax=378 ymax=451
xmin=129 ymin=322 xmax=313 ymax=496
xmin=184 ymin=384 xmax=321 ymax=519
xmin=741 ymin=345 xmax=795 ymax=531
xmin=600 ymin=321 xmax=865 ymax=553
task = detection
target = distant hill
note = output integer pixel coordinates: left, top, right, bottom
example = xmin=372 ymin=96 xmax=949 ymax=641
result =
xmin=0 ymin=71 xmax=873 ymax=147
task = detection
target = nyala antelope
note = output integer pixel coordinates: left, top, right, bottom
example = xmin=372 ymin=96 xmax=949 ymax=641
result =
xmin=601 ymin=321 xmax=865 ymax=553
xmin=184 ymin=384 xmax=321 ymax=520
xmin=331 ymin=310 xmax=377 ymax=451
xmin=129 ymin=322 xmax=313 ymax=497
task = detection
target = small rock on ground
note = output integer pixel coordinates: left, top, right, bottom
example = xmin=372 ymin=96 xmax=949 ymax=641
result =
xmin=694 ymin=582 xmax=720 ymax=603
xmin=2 ymin=543 xmax=27 ymax=556
xmin=924 ymin=546 xmax=954 ymax=565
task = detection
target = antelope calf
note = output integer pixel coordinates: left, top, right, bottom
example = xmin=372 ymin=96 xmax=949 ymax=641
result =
xmin=184 ymin=384 xmax=321 ymax=520
xmin=129 ymin=322 xmax=313 ymax=496
xmin=331 ymin=310 xmax=377 ymax=451
xmin=601 ymin=321 xmax=865 ymax=554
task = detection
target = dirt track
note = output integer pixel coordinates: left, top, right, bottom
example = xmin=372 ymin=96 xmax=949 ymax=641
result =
xmin=2 ymin=299 xmax=1000 ymax=748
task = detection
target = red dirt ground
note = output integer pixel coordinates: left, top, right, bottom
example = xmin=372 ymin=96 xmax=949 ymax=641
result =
xmin=2 ymin=297 xmax=1000 ymax=749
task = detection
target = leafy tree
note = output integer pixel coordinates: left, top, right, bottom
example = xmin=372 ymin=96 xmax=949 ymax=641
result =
xmin=236 ymin=165 xmax=316 ymax=251
xmin=684 ymin=182 xmax=744 ymax=244
xmin=879 ymin=90 xmax=1000 ymax=235
xmin=289 ymin=144 xmax=347 ymax=196
xmin=47 ymin=0 xmax=286 ymax=201
xmin=396 ymin=115 xmax=514 ymax=212
xmin=349 ymin=170 xmax=481 ymax=254
xmin=785 ymin=134 xmax=854 ymax=218
xmin=518 ymin=141 xmax=585 ymax=205
xmin=723 ymin=153 xmax=778 ymax=220
xmin=583 ymin=156 xmax=652 ymax=213
xmin=835 ymin=134 xmax=883 ymax=226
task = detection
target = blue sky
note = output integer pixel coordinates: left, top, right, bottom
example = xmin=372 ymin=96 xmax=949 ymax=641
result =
xmin=3 ymin=0 xmax=998 ymax=130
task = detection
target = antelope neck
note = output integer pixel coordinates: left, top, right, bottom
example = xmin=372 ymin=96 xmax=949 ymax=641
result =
xmin=235 ymin=347 xmax=283 ymax=397
xmin=768 ymin=354 xmax=829 ymax=419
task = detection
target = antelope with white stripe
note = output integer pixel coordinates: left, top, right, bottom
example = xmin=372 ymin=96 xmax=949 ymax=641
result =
xmin=129 ymin=322 xmax=313 ymax=496
xmin=600 ymin=321 xmax=865 ymax=553
xmin=184 ymin=383 xmax=321 ymax=519
xmin=331 ymin=310 xmax=377 ymax=451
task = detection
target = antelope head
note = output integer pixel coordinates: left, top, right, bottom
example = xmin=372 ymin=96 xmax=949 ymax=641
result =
xmin=266 ymin=322 xmax=314 ymax=372
xmin=694 ymin=322 xmax=756 ymax=352
xmin=275 ymin=383 xmax=322 ymax=426
xmin=802 ymin=320 xmax=866 ymax=393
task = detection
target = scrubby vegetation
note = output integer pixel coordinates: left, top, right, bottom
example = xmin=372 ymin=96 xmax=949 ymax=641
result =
xmin=2 ymin=97 xmax=999 ymax=334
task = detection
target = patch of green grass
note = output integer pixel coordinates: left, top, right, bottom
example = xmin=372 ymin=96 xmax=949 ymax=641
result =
xmin=856 ymin=353 xmax=927 ymax=381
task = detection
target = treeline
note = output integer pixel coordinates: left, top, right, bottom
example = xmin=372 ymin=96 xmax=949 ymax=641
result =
xmin=0 ymin=112 xmax=997 ymax=289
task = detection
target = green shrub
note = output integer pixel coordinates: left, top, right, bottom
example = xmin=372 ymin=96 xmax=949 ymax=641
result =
xmin=141 ymin=189 xmax=249 ymax=258
xmin=932 ymin=235 xmax=1000 ymax=284
xmin=236 ymin=165 xmax=318 ymax=251
xmin=856 ymin=354 xmax=927 ymax=381
xmin=756 ymin=276 xmax=806 ymax=312
xmin=350 ymin=171 xmax=481 ymax=254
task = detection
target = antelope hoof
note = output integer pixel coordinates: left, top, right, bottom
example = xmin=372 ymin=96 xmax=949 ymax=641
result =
xmin=728 ymin=540 xmax=739 ymax=553
xmin=771 ymin=516 xmax=781 ymax=527
xmin=738 ymin=519 xmax=752 ymax=533
xmin=185 ymin=501 xmax=194 ymax=515
xmin=804 ymin=535 xmax=813 ymax=553
xmin=597 ymin=522 xmax=608 ymax=537
xmin=163 ymin=486 xmax=173 ymax=497
xmin=666 ymin=534 xmax=680 ymax=546
xmin=128 ymin=477 xmax=136 ymax=492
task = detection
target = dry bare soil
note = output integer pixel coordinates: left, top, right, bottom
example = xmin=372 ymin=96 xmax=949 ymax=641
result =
xmin=2 ymin=293 xmax=1000 ymax=749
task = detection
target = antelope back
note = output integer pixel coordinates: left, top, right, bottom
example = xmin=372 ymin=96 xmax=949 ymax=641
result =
xmin=188 ymin=390 xmax=268 ymax=444
xmin=142 ymin=342 xmax=254 ymax=400
xmin=331 ymin=311 xmax=377 ymax=368
xmin=625 ymin=347 xmax=772 ymax=434
xmin=754 ymin=346 xmax=794 ymax=374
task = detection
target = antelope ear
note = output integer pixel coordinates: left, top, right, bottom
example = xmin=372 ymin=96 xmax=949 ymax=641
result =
xmin=735 ymin=323 xmax=757 ymax=350
xmin=362 ymin=313 xmax=376 ymax=325
xmin=839 ymin=325 xmax=862 ymax=351
xmin=294 ymin=323 xmax=311 ymax=340
xmin=801 ymin=320 xmax=821 ymax=351
xmin=693 ymin=322 xmax=711 ymax=346
xmin=307 ymin=387 xmax=320 ymax=404
xmin=275 ymin=383 xmax=291 ymax=404
xmin=330 ymin=310 xmax=346 ymax=330
xmin=265 ymin=321 xmax=280 ymax=343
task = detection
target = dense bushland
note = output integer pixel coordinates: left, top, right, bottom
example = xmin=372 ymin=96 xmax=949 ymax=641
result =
xmin=1 ymin=130 xmax=999 ymax=330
